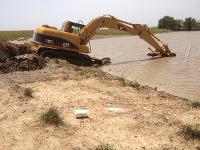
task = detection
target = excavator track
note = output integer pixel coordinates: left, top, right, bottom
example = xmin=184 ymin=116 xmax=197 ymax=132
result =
xmin=37 ymin=47 xmax=110 ymax=66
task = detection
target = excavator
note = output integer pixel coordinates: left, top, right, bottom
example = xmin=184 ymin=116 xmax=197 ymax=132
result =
xmin=32 ymin=15 xmax=176 ymax=62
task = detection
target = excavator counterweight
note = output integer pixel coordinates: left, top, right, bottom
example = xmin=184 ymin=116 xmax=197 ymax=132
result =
xmin=32 ymin=15 xmax=176 ymax=58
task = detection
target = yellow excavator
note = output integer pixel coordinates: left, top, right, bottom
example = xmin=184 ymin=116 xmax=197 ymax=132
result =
xmin=33 ymin=15 xmax=176 ymax=59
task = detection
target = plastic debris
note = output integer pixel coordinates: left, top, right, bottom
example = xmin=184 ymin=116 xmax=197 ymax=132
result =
xmin=75 ymin=109 xmax=89 ymax=119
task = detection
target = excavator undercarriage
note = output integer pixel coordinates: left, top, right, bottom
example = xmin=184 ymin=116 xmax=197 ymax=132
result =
xmin=37 ymin=47 xmax=111 ymax=66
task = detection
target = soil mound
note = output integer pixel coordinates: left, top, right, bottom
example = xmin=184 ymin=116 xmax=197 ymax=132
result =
xmin=0 ymin=54 xmax=46 ymax=73
xmin=0 ymin=41 xmax=33 ymax=62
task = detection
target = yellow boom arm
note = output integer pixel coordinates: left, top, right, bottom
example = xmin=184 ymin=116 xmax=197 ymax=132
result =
xmin=79 ymin=15 xmax=175 ymax=57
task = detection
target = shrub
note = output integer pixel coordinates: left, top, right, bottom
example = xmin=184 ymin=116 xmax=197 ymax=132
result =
xmin=41 ymin=107 xmax=63 ymax=126
xmin=117 ymin=76 xmax=126 ymax=85
xmin=118 ymin=76 xmax=140 ymax=89
xmin=181 ymin=125 xmax=200 ymax=139
xmin=10 ymin=84 xmax=21 ymax=92
xmin=127 ymin=80 xmax=141 ymax=89
xmin=23 ymin=87 xmax=33 ymax=97
xmin=95 ymin=144 xmax=116 ymax=150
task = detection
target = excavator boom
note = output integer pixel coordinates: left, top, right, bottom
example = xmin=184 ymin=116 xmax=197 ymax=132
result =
xmin=79 ymin=15 xmax=175 ymax=57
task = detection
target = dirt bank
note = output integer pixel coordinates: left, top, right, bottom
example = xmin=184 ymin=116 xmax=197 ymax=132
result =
xmin=0 ymin=41 xmax=47 ymax=73
xmin=0 ymin=41 xmax=34 ymax=61
xmin=0 ymin=58 xmax=199 ymax=150
xmin=0 ymin=54 xmax=46 ymax=73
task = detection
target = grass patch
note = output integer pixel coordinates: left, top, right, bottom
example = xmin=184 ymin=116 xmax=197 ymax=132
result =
xmin=127 ymin=80 xmax=140 ymax=89
xmin=10 ymin=85 xmax=34 ymax=98
xmin=117 ymin=76 xmax=127 ymax=85
xmin=10 ymin=84 xmax=21 ymax=92
xmin=149 ymin=27 xmax=171 ymax=34
xmin=0 ymin=30 xmax=33 ymax=41
xmin=95 ymin=143 xmax=116 ymax=150
xmin=95 ymin=27 xmax=171 ymax=36
xmin=23 ymin=87 xmax=33 ymax=97
xmin=192 ymin=101 xmax=200 ymax=108
xmin=181 ymin=125 xmax=200 ymax=139
xmin=77 ymin=68 xmax=109 ymax=79
xmin=41 ymin=107 xmax=63 ymax=126
xmin=118 ymin=76 xmax=140 ymax=89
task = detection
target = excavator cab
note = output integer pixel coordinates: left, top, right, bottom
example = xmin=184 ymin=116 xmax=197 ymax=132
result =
xmin=61 ymin=21 xmax=85 ymax=34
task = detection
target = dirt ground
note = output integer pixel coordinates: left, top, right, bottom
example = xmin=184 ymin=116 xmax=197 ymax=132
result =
xmin=0 ymin=58 xmax=199 ymax=150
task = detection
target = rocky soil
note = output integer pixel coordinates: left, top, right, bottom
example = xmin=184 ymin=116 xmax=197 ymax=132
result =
xmin=0 ymin=41 xmax=44 ymax=73
xmin=0 ymin=54 xmax=46 ymax=73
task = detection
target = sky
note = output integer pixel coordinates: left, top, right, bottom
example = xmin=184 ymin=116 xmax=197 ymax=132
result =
xmin=0 ymin=0 xmax=200 ymax=31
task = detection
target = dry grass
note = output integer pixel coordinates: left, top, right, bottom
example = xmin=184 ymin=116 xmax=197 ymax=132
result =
xmin=10 ymin=85 xmax=34 ymax=98
xmin=149 ymin=27 xmax=171 ymax=34
xmin=181 ymin=125 xmax=200 ymax=139
xmin=41 ymin=107 xmax=63 ymax=126
xmin=117 ymin=76 xmax=140 ymax=89
xmin=10 ymin=84 xmax=21 ymax=92
xmin=126 ymin=80 xmax=140 ymax=89
xmin=96 ymin=27 xmax=170 ymax=35
xmin=23 ymin=87 xmax=33 ymax=97
xmin=95 ymin=143 xmax=116 ymax=150
xmin=0 ymin=30 xmax=33 ymax=41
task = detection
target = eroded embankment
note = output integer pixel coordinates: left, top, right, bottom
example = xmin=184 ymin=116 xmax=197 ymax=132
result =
xmin=0 ymin=41 xmax=33 ymax=59
xmin=0 ymin=41 xmax=46 ymax=73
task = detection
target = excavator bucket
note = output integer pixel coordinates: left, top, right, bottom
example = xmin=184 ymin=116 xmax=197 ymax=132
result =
xmin=147 ymin=44 xmax=176 ymax=57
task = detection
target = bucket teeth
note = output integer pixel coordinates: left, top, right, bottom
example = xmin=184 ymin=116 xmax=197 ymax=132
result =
xmin=147 ymin=53 xmax=159 ymax=57
xmin=147 ymin=52 xmax=176 ymax=57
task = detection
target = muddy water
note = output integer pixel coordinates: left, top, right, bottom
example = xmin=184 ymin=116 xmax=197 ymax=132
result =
xmin=90 ymin=32 xmax=200 ymax=101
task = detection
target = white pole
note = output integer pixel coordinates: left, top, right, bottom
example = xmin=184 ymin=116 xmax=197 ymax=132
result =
xmin=185 ymin=43 xmax=192 ymax=63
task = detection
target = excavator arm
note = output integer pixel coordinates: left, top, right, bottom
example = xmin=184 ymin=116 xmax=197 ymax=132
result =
xmin=79 ymin=15 xmax=176 ymax=57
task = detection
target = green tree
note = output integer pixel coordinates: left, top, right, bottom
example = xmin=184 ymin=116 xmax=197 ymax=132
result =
xmin=158 ymin=16 xmax=177 ymax=30
xmin=183 ymin=17 xmax=196 ymax=31
xmin=175 ymin=19 xmax=183 ymax=31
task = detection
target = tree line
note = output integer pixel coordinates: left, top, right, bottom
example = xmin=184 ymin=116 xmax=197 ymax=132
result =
xmin=158 ymin=16 xmax=200 ymax=31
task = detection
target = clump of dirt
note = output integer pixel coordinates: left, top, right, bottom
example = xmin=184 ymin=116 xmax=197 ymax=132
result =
xmin=0 ymin=41 xmax=34 ymax=62
xmin=0 ymin=41 xmax=46 ymax=73
xmin=0 ymin=54 xmax=46 ymax=73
